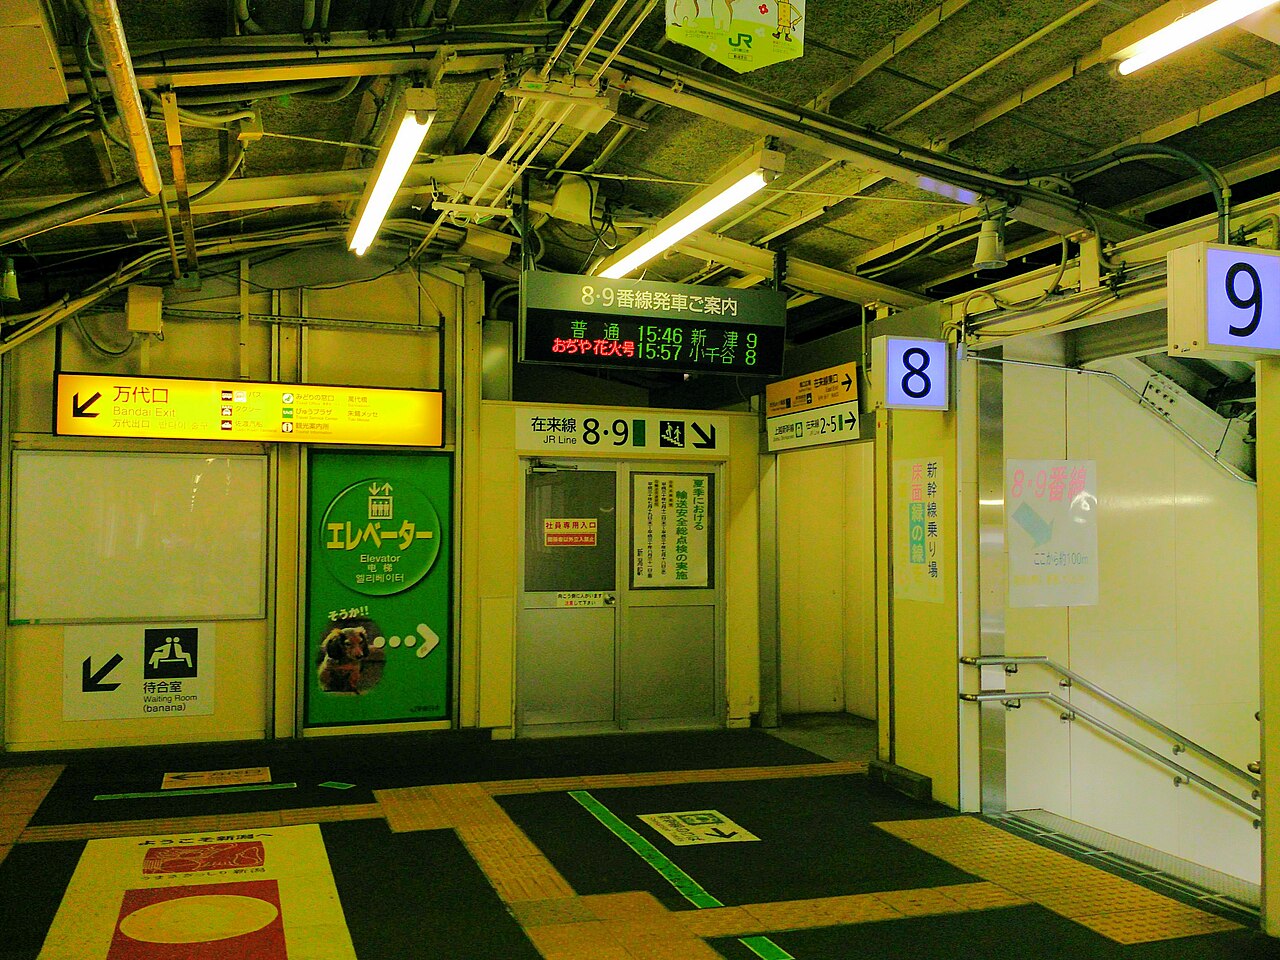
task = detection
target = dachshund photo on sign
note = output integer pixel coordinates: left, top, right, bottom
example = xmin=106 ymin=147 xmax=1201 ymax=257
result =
xmin=317 ymin=619 xmax=386 ymax=694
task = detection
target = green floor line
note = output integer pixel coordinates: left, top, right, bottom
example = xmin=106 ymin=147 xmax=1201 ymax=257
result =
xmin=568 ymin=790 xmax=795 ymax=960
xmin=94 ymin=782 xmax=298 ymax=801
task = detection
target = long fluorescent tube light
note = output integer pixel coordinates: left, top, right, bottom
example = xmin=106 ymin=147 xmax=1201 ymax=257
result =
xmin=596 ymin=149 xmax=785 ymax=280
xmin=1117 ymin=0 xmax=1279 ymax=74
xmin=347 ymin=87 xmax=436 ymax=256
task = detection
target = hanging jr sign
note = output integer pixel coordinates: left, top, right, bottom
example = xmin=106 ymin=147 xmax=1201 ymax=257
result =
xmin=666 ymin=0 xmax=805 ymax=74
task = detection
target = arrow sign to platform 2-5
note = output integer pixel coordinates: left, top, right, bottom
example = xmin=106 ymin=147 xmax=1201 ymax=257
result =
xmin=82 ymin=654 xmax=123 ymax=692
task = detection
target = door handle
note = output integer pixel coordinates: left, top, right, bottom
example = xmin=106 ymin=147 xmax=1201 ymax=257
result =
xmin=603 ymin=595 xmax=617 ymax=605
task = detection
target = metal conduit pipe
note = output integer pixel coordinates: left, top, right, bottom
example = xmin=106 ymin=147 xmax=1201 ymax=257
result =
xmin=0 ymin=182 xmax=149 ymax=247
xmin=82 ymin=0 xmax=162 ymax=197
xmin=571 ymin=0 xmax=633 ymax=73
xmin=541 ymin=0 xmax=598 ymax=79
xmin=235 ymin=0 xmax=266 ymax=34
xmin=303 ymin=0 xmax=316 ymax=33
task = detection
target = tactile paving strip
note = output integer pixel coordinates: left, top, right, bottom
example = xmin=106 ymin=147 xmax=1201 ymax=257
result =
xmin=876 ymin=816 xmax=1242 ymax=943
xmin=480 ymin=761 xmax=867 ymax=795
xmin=0 ymin=765 xmax=63 ymax=865
xmin=19 ymin=803 xmax=384 ymax=843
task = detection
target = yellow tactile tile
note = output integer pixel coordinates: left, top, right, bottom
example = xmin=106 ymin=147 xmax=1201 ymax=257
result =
xmin=811 ymin=894 xmax=906 ymax=925
xmin=488 ymin=869 xmax=576 ymax=903
xmin=1032 ymin=883 xmax=1175 ymax=918
xmin=932 ymin=882 xmax=1030 ymax=910
xmin=876 ymin=816 xmax=1243 ymax=944
xmin=580 ymin=891 xmax=672 ymax=920
xmin=480 ymin=762 xmax=866 ymax=797
xmin=509 ymin=897 xmax=599 ymax=927
xmin=674 ymin=906 xmax=760 ymax=937
xmin=873 ymin=886 xmax=970 ymax=916
xmin=375 ymin=786 xmax=453 ymax=832
xmin=1076 ymin=905 xmax=1243 ymax=944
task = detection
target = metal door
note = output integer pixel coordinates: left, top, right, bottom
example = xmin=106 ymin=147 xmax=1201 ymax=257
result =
xmin=517 ymin=460 xmax=722 ymax=735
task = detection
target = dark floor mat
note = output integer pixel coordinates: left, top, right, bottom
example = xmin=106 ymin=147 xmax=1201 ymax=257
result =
xmin=0 ymin=840 xmax=85 ymax=959
xmin=26 ymin=728 xmax=828 ymax=825
xmin=709 ymin=904 xmax=1274 ymax=960
xmin=498 ymin=773 xmax=972 ymax=910
xmin=321 ymin=819 xmax=540 ymax=960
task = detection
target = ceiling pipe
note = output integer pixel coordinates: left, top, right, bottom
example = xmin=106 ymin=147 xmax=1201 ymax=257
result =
xmin=81 ymin=0 xmax=163 ymax=197
xmin=0 ymin=183 xmax=150 ymax=247
xmin=0 ymin=0 xmax=164 ymax=247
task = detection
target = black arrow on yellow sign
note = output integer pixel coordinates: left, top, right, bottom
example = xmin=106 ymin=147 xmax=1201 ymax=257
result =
xmin=842 ymin=373 xmax=853 ymax=391
xmin=72 ymin=391 xmax=102 ymax=418
xmin=707 ymin=827 xmax=739 ymax=838
xmin=691 ymin=423 xmax=716 ymax=449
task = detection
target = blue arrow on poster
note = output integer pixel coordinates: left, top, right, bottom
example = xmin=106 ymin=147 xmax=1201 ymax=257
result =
xmin=1011 ymin=502 xmax=1054 ymax=547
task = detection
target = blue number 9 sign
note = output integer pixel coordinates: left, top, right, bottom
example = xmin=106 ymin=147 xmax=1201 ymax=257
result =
xmin=1169 ymin=243 xmax=1280 ymax=359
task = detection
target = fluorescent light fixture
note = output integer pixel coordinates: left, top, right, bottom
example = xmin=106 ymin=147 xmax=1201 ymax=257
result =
xmin=1117 ymin=0 xmax=1278 ymax=75
xmin=347 ymin=87 xmax=437 ymax=256
xmin=595 ymin=148 xmax=785 ymax=279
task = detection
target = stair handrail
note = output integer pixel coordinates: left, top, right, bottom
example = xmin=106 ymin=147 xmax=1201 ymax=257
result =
xmin=960 ymin=690 xmax=1260 ymax=818
xmin=961 ymin=655 xmax=1258 ymax=790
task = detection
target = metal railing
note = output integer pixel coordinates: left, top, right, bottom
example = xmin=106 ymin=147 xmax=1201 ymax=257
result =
xmin=960 ymin=655 xmax=1260 ymax=819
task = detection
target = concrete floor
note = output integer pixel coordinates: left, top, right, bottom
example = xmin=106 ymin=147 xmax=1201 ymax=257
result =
xmin=767 ymin=713 xmax=878 ymax=764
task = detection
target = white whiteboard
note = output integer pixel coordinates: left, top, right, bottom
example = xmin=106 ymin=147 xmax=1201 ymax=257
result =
xmin=10 ymin=451 xmax=267 ymax=623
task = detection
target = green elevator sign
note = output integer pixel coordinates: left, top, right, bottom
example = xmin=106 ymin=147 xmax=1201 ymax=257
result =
xmin=305 ymin=452 xmax=452 ymax=727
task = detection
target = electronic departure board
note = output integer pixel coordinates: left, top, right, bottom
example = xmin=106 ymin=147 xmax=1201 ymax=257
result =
xmin=520 ymin=270 xmax=786 ymax=376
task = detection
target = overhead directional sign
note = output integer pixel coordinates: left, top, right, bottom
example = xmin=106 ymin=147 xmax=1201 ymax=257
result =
xmin=1169 ymin=242 xmax=1280 ymax=359
xmin=765 ymin=361 xmax=858 ymax=418
xmin=767 ymin=399 xmax=860 ymax=452
xmin=638 ymin=810 xmax=760 ymax=846
xmin=55 ymin=373 xmax=443 ymax=446
xmin=765 ymin=361 xmax=861 ymax=452
xmin=515 ymin=406 xmax=729 ymax=458
xmin=521 ymin=270 xmax=786 ymax=377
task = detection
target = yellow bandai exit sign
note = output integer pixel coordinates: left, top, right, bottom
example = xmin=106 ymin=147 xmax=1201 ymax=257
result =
xmin=56 ymin=374 xmax=444 ymax=447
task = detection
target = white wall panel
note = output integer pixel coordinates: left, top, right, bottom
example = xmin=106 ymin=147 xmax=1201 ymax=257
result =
xmin=1002 ymin=364 xmax=1071 ymax=814
xmin=1000 ymin=366 xmax=1258 ymax=881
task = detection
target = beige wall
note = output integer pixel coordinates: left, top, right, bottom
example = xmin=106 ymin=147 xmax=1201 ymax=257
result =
xmin=778 ymin=440 xmax=877 ymax=718
xmin=2 ymin=267 xmax=459 ymax=749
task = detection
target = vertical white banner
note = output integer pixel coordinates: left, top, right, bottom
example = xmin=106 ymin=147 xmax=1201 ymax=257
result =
xmin=893 ymin=458 xmax=944 ymax=603
xmin=632 ymin=474 xmax=711 ymax=588
xmin=1006 ymin=459 xmax=1099 ymax=607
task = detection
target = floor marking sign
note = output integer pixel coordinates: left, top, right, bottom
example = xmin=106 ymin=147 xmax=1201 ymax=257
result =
xmin=638 ymin=810 xmax=760 ymax=846
xmin=161 ymin=767 xmax=271 ymax=790
xmin=571 ymin=791 xmax=791 ymax=960
xmin=38 ymin=823 xmax=355 ymax=960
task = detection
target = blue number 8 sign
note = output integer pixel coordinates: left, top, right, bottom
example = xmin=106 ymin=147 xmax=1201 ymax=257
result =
xmin=884 ymin=337 xmax=949 ymax=411
xmin=1206 ymin=247 xmax=1280 ymax=351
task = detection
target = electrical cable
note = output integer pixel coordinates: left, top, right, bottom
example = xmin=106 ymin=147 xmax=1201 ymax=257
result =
xmin=74 ymin=311 xmax=136 ymax=357
xmin=188 ymin=141 xmax=247 ymax=204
